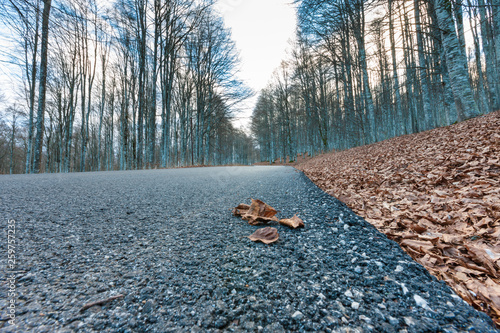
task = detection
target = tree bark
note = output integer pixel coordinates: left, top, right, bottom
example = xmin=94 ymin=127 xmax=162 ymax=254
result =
xmin=467 ymin=1 xmax=489 ymax=113
xmin=9 ymin=112 xmax=17 ymax=174
xmin=351 ymin=1 xmax=375 ymax=143
xmin=434 ymin=0 xmax=479 ymax=121
xmin=25 ymin=1 xmax=40 ymax=174
xmin=491 ymin=0 xmax=500 ymax=109
xmin=388 ymin=0 xmax=403 ymax=136
xmin=33 ymin=0 xmax=51 ymax=173
xmin=414 ymin=0 xmax=434 ymax=129
xmin=136 ymin=0 xmax=147 ymax=169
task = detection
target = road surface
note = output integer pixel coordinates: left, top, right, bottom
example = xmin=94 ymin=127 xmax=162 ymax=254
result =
xmin=0 ymin=167 xmax=497 ymax=332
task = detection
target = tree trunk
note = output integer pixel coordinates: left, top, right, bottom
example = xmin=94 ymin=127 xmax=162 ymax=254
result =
xmin=25 ymin=2 xmax=40 ymax=174
xmin=79 ymin=22 xmax=88 ymax=172
xmin=434 ymin=0 xmax=479 ymax=121
xmin=467 ymin=1 xmax=489 ymax=113
xmin=98 ymin=59 xmax=106 ymax=171
xmin=148 ymin=0 xmax=161 ymax=169
xmin=388 ymin=0 xmax=403 ymax=136
xmin=352 ymin=2 xmax=375 ymax=143
xmin=10 ymin=113 xmax=17 ymax=174
xmin=136 ymin=0 xmax=147 ymax=169
xmin=414 ymin=0 xmax=434 ymax=130
xmin=33 ymin=0 xmax=52 ymax=173
xmin=452 ymin=1 xmax=468 ymax=64
xmin=490 ymin=0 xmax=500 ymax=110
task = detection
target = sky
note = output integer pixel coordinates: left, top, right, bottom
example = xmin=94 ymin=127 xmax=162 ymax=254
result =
xmin=0 ymin=25 xmax=17 ymax=101
xmin=215 ymin=0 xmax=297 ymax=129
xmin=0 ymin=1 xmax=298 ymax=128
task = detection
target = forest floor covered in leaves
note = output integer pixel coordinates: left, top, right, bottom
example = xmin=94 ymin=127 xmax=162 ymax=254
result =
xmin=296 ymin=110 xmax=500 ymax=327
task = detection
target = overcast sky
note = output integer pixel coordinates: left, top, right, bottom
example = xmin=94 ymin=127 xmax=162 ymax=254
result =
xmin=215 ymin=0 xmax=297 ymax=129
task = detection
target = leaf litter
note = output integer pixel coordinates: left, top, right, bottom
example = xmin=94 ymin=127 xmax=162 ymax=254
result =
xmin=296 ymin=111 xmax=500 ymax=327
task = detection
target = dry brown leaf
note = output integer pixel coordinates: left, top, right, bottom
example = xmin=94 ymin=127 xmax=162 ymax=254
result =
xmin=279 ymin=214 xmax=305 ymax=229
xmin=246 ymin=199 xmax=278 ymax=218
xmin=248 ymin=227 xmax=279 ymax=244
xmin=233 ymin=204 xmax=250 ymax=217
xmin=400 ymin=239 xmax=435 ymax=253
xmin=441 ymin=234 xmax=463 ymax=244
xmin=465 ymin=245 xmax=499 ymax=278
xmin=235 ymin=199 xmax=279 ymax=225
xmin=454 ymin=272 xmax=470 ymax=283
xmin=244 ymin=216 xmax=279 ymax=226
xmin=459 ymin=260 xmax=492 ymax=275
xmin=410 ymin=224 xmax=427 ymax=234
xmin=455 ymin=266 xmax=486 ymax=276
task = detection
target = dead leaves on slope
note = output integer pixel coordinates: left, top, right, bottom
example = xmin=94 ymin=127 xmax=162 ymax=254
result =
xmin=233 ymin=199 xmax=304 ymax=244
xmin=297 ymin=111 xmax=500 ymax=327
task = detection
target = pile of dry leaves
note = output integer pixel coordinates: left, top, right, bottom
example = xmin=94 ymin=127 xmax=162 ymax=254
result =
xmin=296 ymin=111 xmax=500 ymax=327
xmin=233 ymin=199 xmax=304 ymax=244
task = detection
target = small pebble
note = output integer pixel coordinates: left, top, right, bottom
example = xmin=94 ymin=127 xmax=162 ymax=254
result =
xmin=404 ymin=316 xmax=416 ymax=326
xmin=414 ymin=295 xmax=432 ymax=311
xmin=359 ymin=315 xmax=371 ymax=323
xmin=388 ymin=316 xmax=399 ymax=326
xmin=444 ymin=312 xmax=456 ymax=320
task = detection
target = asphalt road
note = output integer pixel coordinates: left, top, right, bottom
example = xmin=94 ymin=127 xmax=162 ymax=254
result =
xmin=0 ymin=166 xmax=497 ymax=332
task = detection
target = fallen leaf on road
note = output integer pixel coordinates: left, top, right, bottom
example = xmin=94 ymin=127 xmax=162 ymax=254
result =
xmin=248 ymin=227 xmax=279 ymax=244
xmin=235 ymin=199 xmax=279 ymax=225
xmin=233 ymin=204 xmax=250 ymax=217
xmin=279 ymin=214 xmax=305 ymax=229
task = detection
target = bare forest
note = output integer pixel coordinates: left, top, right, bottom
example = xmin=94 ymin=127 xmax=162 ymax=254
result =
xmin=252 ymin=0 xmax=500 ymax=163
xmin=0 ymin=0 xmax=499 ymax=173
xmin=0 ymin=0 xmax=254 ymax=174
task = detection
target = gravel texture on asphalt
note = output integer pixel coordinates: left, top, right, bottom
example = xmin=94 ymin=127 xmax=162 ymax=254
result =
xmin=0 ymin=166 xmax=497 ymax=333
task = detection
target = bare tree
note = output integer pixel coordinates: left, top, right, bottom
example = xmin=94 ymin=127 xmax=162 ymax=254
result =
xmin=434 ymin=0 xmax=479 ymax=121
xmin=33 ymin=0 xmax=52 ymax=173
xmin=0 ymin=0 xmax=41 ymax=173
xmin=254 ymin=0 xmax=498 ymax=164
